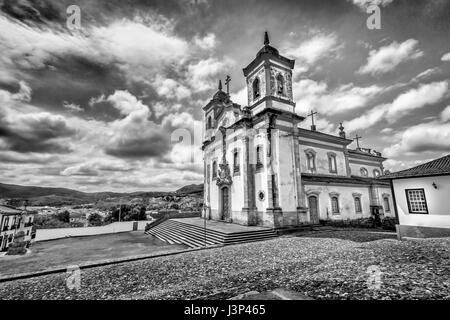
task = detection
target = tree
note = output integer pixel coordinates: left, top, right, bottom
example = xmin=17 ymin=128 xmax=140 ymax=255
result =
xmin=88 ymin=213 xmax=103 ymax=226
xmin=55 ymin=210 xmax=70 ymax=223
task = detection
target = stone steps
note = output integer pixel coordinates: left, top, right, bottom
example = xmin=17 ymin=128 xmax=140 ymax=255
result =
xmin=146 ymin=219 xmax=278 ymax=248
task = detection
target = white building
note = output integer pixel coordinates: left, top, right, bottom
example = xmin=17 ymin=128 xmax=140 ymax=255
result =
xmin=380 ymin=155 xmax=450 ymax=238
xmin=0 ymin=205 xmax=35 ymax=251
xmin=202 ymin=32 xmax=394 ymax=228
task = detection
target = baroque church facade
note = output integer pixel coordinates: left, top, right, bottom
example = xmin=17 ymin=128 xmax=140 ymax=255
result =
xmin=201 ymin=32 xmax=394 ymax=228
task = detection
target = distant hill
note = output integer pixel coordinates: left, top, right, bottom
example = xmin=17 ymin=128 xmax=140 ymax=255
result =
xmin=0 ymin=182 xmax=203 ymax=206
xmin=175 ymin=184 xmax=203 ymax=195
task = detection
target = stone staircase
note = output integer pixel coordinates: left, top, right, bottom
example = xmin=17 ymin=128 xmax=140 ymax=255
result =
xmin=146 ymin=219 xmax=278 ymax=248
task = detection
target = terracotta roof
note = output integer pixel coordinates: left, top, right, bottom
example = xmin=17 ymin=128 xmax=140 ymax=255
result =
xmin=379 ymin=154 xmax=450 ymax=179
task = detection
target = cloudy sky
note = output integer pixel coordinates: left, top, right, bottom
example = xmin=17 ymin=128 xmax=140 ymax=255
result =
xmin=0 ymin=0 xmax=449 ymax=192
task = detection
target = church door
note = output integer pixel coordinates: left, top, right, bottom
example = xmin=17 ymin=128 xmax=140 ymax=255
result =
xmin=221 ymin=187 xmax=230 ymax=221
xmin=308 ymin=196 xmax=319 ymax=224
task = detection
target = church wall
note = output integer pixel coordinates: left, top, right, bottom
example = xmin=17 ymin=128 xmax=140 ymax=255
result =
xmin=349 ymin=161 xmax=383 ymax=178
xmin=276 ymin=133 xmax=297 ymax=212
xmin=376 ymin=186 xmax=395 ymax=217
xmin=305 ymin=184 xmax=373 ymax=220
xmin=298 ymin=144 xmax=347 ymax=176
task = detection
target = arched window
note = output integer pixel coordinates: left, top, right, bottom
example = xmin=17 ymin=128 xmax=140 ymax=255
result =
xmin=276 ymin=74 xmax=284 ymax=95
xmin=354 ymin=197 xmax=362 ymax=213
xmin=256 ymin=145 xmax=263 ymax=169
xmin=233 ymin=150 xmax=240 ymax=174
xmin=373 ymin=169 xmax=380 ymax=177
xmin=207 ymin=116 xmax=212 ymax=129
xmin=252 ymin=77 xmax=260 ymax=100
xmin=383 ymin=197 xmax=390 ymax=212
xmin=212 ymin=161 xmax=217 ymax=179
xmin=305 ymin=149 xmax=316 ymax=173
xmin=328 ymin=152 xmax=337 ymax=173
xmin=331 ymin=196 xmax=340 ymax=214
xmin=360 ymin=167 xmax=368 ymax=177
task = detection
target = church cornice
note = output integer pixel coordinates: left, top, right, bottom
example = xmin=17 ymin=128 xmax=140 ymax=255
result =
xmin=297 ymin=128 xmax=353 ymax=146
xmin=243 ymin=54 xmax=295 ymax=77
xmin=347 ymin=149 xmax=386 ymax=161
xmin=301 ymin=173 xmax=390 ymax=186
xmin=249 ymin=95 xmax=295 ymax=110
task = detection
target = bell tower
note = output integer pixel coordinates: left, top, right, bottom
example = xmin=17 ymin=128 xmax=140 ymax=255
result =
xmin=242 ymin=31 xmax=295 ymax=116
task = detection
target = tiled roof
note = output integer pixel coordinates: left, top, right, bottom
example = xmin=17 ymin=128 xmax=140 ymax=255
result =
xmin=379 ymin=155 xmax=450 ymax=179
xmin=0 ymin=205 xmax=23 ymax=214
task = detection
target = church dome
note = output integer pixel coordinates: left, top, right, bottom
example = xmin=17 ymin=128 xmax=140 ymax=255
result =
xmin=256 ymin=44 xmax=279 ymax=58
xmin=212 ymin=80 xmax=228 ymax=102
xmin=256 ymin=31 xmax=280 ymax=58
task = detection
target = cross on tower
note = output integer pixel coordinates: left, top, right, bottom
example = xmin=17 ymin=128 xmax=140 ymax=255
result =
xmin=225 ymin=75 xmax=231 ymax=95
xmin=307 ymin=110 xmax=318 ymax=131
xmin=354 ymin=134 xmax=362 ymax=149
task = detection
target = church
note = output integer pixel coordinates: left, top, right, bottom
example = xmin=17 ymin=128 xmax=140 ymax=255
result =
xmin=201 ymin=32 xmax=394 ymax=228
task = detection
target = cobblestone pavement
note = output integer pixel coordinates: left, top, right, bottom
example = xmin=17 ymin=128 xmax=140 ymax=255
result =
xmin=0 ymin=230 xmax=448 ymax=300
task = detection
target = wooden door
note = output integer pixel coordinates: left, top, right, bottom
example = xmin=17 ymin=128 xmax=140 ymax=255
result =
xmin=308 ymin=196 xmax=319 ymax=224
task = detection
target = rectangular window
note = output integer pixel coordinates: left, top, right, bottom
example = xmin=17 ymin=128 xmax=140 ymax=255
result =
xmin=405 ymin=189 xmax=428 ymax=214
xmin=328 ymin=155 xmax=337 ymax=173
xmin=383 ymin=197 xmax=390 ymax=212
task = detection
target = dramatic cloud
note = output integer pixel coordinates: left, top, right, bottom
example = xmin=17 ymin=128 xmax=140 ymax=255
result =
xmin=358 ymin=39 xmax=423 ymax=75
xmin=293 ymin=79 xmax=384 ymax=115
xmin=383 ymin=121 xmax=450 ymax=157
xmin=344 ymin=81 xmax=448 ymax=132
xmin=186 ymin=57 xmax=234 ymax=91
xmin=385 ymin=81 xmax=448 ymax=121
xmin=285 ymin=33 xmax=342 ymax=74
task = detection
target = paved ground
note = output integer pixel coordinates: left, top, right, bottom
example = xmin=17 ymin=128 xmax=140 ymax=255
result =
xmin=0 ymin=232 xmax=187 ymax=277
xmin=0 ymin=228 xmax=448 ymax=300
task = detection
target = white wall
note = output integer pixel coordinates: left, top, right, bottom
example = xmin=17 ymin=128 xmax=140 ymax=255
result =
xmin=299 ymin=144 xmax=347 ymax=176
xmin=35 ymin=221 xmax=149 ymax=242
xmin=304 ymin=185 xmax=372 ymax=220
xmin=393 ymin=175 xmax=450 ymax=229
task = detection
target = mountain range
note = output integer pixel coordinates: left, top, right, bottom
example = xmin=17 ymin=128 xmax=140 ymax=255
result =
xmin=0 ymin=182 xmax=203 ymax=206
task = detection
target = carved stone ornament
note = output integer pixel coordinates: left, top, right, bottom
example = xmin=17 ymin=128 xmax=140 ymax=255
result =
xmin=216 ymin=163 xmax=233 ymax=187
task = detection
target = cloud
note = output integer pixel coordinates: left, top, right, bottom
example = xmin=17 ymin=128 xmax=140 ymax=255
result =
xmin=285 ymin=33 xmax=342 ymax=74
xmin=385 ymin=81 xmax=448 ymax=121
xmin=153 ymin=76 xmax=191 ymax=101
xmin=441 ymin=105 xmax=450 ymax=122
xmin=193 ymin=33 xmax=217 ymax=50
xmin=358 ymin=39 xmax=423 ymax=75
xmin=63 ymin=101 xmax=83 ymax=113
xmin=344 ymin=81 xmax=448 ymax=132
xmin=442 ymin=52 xmax=450 ymax=61
xmin=0 ymin=86 xmax=76 ymax=153
xmin=106 ymin=90 xmax=150 ymax=116
xmin=293 ymin=79 xmax=384 ymax=115
xmin=61 ymin=159 xmax=132 ymax=176
xmin=349 ymin=0 xmax=394 ymax=10
xmin=383 ymin=121 xmax=450 ymax=157
xmin=186 ymin=57 xmax=234 ymax=91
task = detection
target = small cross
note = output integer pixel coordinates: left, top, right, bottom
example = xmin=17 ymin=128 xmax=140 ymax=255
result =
xmin=225 ymin=75 xmax=231 ymax=95
xmin=354 ymin=134 xmax=362 ymax=149
xmin=307 ymin=110 xmax=317 ymax=131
